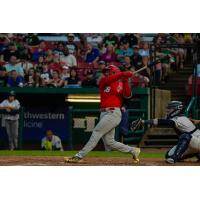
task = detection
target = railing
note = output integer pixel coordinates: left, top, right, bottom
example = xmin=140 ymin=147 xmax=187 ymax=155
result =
xmin=149 ymin=43 xmax=199 ymax=119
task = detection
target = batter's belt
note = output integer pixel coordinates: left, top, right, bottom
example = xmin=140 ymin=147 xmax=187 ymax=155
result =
xmin=100 ymin=107 xmax=119 ymax=112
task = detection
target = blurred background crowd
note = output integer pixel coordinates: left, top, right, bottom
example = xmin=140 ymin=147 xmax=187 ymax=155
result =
xmin=0 ymin=33 xmax=194 ymax=89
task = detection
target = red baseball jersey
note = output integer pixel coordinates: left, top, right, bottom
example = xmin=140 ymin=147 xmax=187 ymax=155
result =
xmin=99 ymin=72 xmax=133 ymax=108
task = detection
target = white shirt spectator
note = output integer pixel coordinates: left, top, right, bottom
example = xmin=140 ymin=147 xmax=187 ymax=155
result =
xmin=86 ymin=34 xmax=103 ymax=47
xmin=0 ymin=99 xmax=20 ymax=120
xmin=19 ymin=62 xmax=33 ymax=74
xmin=60 ymin=54 xmax=77 ymax=67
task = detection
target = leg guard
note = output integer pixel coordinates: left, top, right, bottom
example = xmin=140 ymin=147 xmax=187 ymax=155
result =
xmin=171 ymin=133 xmax=192 ymax=162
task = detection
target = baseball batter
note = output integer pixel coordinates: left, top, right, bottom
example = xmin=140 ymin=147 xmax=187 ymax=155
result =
xmin=131 ymin=101 xmax=200 ymax=164
xmin=65 ymin=65 xmax=140 ymax=163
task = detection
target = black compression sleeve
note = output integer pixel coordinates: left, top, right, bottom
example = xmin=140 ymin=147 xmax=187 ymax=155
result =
xmin=143 ymin=119 xmax=175 ymax=127
xmin=157 ymin=119 xmax=175 ymax=127
xmin=143 ymin=119 xmax=154 ymax=125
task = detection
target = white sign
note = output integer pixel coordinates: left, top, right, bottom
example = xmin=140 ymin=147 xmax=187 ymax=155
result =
xmin=73 ymin=116 xmax=98 ymax=132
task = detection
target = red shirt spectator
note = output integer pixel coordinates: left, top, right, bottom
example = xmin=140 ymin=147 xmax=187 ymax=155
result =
xmin=48 ymin=56 xmax=64 ymax=74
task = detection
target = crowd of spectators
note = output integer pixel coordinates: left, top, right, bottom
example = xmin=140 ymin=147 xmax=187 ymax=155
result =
xmin=0 ymin=33 xmax=194 ymax=89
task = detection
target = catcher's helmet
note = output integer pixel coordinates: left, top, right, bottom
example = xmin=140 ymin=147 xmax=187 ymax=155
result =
xmin=166 ymin=101 xmax=183 ymax=118
xmin=102 ymin=65 xmax=121 ymax=75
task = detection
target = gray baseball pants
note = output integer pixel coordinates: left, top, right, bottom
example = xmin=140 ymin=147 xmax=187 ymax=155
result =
xmin=5 ymin=119 xmax=19 ymax=150
xmin=76 ymin=108 xmax=134 ymax=158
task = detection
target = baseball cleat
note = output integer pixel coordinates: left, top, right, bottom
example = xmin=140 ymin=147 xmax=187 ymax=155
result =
xmin=132 ymin=147 xmax=141 ymax=163
xmin=64 ymin=156 xmax=82 ymax=163
xmin=166 ymin=158 xmax=175 ymax=164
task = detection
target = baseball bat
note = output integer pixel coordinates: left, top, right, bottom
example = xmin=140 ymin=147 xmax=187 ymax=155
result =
xmin=133 ymin=65 xmax=148 ymax=74
xmin=132 ymin=57 xmax=163 ymax=75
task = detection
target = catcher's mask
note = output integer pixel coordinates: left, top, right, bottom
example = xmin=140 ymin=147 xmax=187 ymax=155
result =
xmin=166 ymin=101 xmax=183 ymax=118
xmin=102 ymin=65 xmax=121 ymax=76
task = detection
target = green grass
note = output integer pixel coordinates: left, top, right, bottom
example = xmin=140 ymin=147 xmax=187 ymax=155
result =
xmin=0 ymin=150 xmax=165 ymax=158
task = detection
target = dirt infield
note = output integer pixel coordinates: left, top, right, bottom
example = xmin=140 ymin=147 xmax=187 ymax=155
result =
xmin=0 ymin=156 xmax=199 ymax=166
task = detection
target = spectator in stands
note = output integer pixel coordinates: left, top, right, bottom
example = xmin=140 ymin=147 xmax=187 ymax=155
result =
xmin=131 ymin=46 xmax=142 ymax=68
xmin=139 ymin=42 xmax=150 ymax=57
xmin=19 ymin=58 xmax=33 ymax=75
xmin=34 ymin=56 xmax=45 ymax=73
xmin=60 ymin=47 xmax=77 ymax=67
xmin=154 ymin=33 xmax=168 ymax=44
xmin=86 ymin=33 xmax=103 ymax=48
xmin=120 ymin=56 xmax=132 ymax=71
xmin=24 ymin=68 xmax=35 ymax=87
xmin=40 ymin=64 xmax=51 ymax=85
xmin=48 ymin=55 xmax=63 ymax=74
xmin=100 ymin=44 xmax=117 ymax=63
xmin=129 ymin=67 xmax=149 ymax=87
xmin=103 ymin=33 xmax=118 ymax=48
xmin=85 ymin=43 xmax=100 ymax=64
xmin=47 ymin=70 xmax=64 ymax=88
xmin=41 ymin=130 xmax=63 ymax=151
xmin=175 ymin=33 xmax=185 ymax=69
xmin=45 ymin=49 xmax=54 ymax=63
xmin=53 ymin=42 xmax=65 ymax=57
xmin=66 ymin=33 xmax=77 ymax=54
xmin=98 ymin=60 xmax=106 ymax=70
xmin=35 ymin=69 xmax=44 ymax=87
xmin=0 ymin=67 xmax=8 ymax=86
xmin=140 ymin=56 xmax=150 ymax=78
xmin=122 ymin=40 xmax=133 ymax=57
xmin=65 ymin=68 xmax=81 ymax=86
xmin=2 ymin=42 xmax=20 ymax=62
xmin=115 ymin=42 xmax=124 ymax=63
xmin=82 ymin=69 xmax=97 ymax=87
xmin=4 ymin=55 xmax=24 ymax=77
xmin=24 ymin=33 xmax=40 ymax=46
xmin=120 ymin=33 xmax=139 ymax=48
xmin=156 ymin=48 xmax=174 ymax=83
xmin=32 ymin=40 xmax=47 ymax=62
xmin=24 ymin=68 xmax=43 ymax=87
xmin=17 ymin=40 xmax=32 ymax=61
xmin=76 ymin=35 xmax=87 ymax=62
xmin=60 ymin=65 xmax=70 ymax=80
xmin=7 ymin=70 xmax=24 ymax=87
xmin=0 ymin=34 xmax=10 ymax=54
xmin=116 ymin=41 xmax=133 ymax=63
xmin=96 ymin=60 xmax=106 ymax=82
xmin=98 ymin=42 xmax=107 ymax=55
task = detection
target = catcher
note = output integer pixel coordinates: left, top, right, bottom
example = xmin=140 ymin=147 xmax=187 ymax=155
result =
xmin=64 ymin=65 xmax=140 ymax=163
xmin=131 ymin=101 xmax=200 ymax=164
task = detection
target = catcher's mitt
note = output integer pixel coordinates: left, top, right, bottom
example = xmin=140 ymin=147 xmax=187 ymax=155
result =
xmin=130 ymin=118 xmax=143 ymax=132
